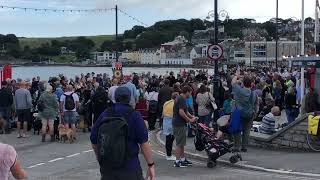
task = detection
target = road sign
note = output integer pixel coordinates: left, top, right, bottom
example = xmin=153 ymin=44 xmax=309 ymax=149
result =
xmin=112 ymin=61 xmax=122 ymax=69
xmin=207 ymin=44 xmax=224 ymax=61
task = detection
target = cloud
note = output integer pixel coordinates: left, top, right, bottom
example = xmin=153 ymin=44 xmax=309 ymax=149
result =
xmin=95 ymin=0 xmax=315 ymax=22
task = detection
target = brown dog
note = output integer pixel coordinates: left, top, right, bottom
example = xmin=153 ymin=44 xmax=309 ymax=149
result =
xmin=58 ymin=124 xmax=75 ymax=143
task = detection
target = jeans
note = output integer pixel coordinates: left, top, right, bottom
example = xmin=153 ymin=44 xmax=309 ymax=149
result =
xmin=199 ymin=113 xmax=212 ymax=127
xmin=234 ymin=116 xmax=253 ymax=150
xmin=286 ymin=109 xmax=297 ymax=124
xmin=0 ymin=106 xmax=11 ymax=130
xmin=148 ymin=113 xmax=157 ymax=130
xmin=165 ymin=134 xmax=175 ymax=156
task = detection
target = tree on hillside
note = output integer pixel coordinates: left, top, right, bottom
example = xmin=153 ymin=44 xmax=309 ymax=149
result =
xmin=37 ymin=43 xmax=60 ymax=56
xmin=0 ymin=34 xmax=21 ymax=58
xmin=100 ymin=40 xmax=113 ymax=51
xmin=124 ymin=41 xmax=133 ymax=51
xmin=262 ymin=21 xmax=276 ymax=40
xmin=100 ymin=40 xmax=124 ymax=52
xmin=135 ymin=38 xmax=153 ymax=49
xmin=123 ymin=25 xmax=146 ymax=39
xmin=69 ymin=37 xmax=95 ymax=59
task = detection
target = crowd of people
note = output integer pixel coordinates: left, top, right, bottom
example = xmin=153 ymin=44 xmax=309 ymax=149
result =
xmin=0 ymin=66 xmax=319 ymax=179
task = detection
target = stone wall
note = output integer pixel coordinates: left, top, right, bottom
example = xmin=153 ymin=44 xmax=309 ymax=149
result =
xmin=249 ymin=114 xmax=320 ymax=151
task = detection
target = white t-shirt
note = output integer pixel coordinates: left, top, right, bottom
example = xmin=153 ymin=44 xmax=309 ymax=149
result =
xmin=60 ymin=92 xmax=79 ymax=112
xmin=144 ymin=91 xmax=159 ymax=102
xmin=108 ymin=86 xmax=119 ymax=103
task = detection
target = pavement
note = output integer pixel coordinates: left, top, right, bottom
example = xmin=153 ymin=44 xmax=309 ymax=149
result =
xmin=156 ymin=130 xmax=320 ymax=177
xmin=0 ymin=129 xmax=319 ymax=180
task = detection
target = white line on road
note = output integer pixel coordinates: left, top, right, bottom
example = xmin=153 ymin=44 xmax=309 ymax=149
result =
xmin=82 ymin=150 xmax=93 ymax=153
xmin=48 ymin=158 xmax=64 ymax=163
xmin=66 ymin=153 xmax=81 ymax=158
xmin=155 ymin=131 xmax=320 ymax=179
xmin=27 ymin=163 xmax=45 ymax=169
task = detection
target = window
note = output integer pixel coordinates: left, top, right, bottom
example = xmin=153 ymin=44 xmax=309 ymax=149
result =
xmin=253 ymin=45 xmax=266 ymax=57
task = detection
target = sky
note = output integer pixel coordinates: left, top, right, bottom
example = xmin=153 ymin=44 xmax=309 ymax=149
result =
xmin=0 ymin=0 xmax=316 ymax=37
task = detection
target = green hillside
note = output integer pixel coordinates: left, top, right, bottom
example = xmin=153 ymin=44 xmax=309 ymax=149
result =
xmin=19 ymin=35 xmax=115 ymax=49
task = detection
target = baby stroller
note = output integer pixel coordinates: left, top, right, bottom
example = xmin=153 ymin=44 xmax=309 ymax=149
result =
xmin=192 ymin=122 xmax=242 ymax=168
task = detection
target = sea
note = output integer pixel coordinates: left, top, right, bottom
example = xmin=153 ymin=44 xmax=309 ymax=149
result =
xmin=12 ymin=66 xmax=214 ymax=80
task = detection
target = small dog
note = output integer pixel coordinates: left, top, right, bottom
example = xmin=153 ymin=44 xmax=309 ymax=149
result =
xmin=58 ymin=124 xmax=75 ymax=143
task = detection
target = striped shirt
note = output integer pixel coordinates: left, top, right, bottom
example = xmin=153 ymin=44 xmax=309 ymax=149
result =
xmin=260 ymin=113 xmax=276 ymax=135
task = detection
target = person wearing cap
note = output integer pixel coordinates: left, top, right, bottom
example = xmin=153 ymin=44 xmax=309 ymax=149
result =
xmin=90 ymin=86 xmax=155 ymax=180
xmin=121 ymin=76 xmax=139 ymax=109
xmin=15 ymin=81 xmax=33 ymax=138
xmin=38 ymin=84 xmax=59 ymax=142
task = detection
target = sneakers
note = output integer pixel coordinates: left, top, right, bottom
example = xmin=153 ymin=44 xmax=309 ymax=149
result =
xmin=183 ymin=159 xmax=193 ymax=166
xmin=174 ymin=159 xmax=193 ymax=167
xmin=166 ymin=156 xmax=176 ymax=161
xmin=174 ymin=161 xmax=187 ymax=168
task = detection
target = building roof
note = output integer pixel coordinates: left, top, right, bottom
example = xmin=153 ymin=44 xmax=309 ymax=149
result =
xmin=193 ymin=47 xmax=202 ymax=54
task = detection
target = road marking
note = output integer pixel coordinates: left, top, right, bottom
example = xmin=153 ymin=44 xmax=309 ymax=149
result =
xmin=82 ymin=150 xmax=93 ymax=153
xmin=48 ymin=158 xmax=64 ymax=163
xmin=155 ymin=131 xmax=320 ymax=179
xmin=27 ymin=163 xmax=45 ymax=169
xmin=66 ymin=153 xmax=80 ymax=158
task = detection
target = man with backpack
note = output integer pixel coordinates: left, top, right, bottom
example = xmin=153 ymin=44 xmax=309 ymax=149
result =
xmin=90 ymin=86 xmax=154 ymax=180
xmin=60 ymin=85 xmax=80 ymax=138
xmin=231 ymin=72 xmax=257 ymax=152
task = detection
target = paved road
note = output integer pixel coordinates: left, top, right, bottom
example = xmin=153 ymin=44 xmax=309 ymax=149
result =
xmin=10 ymin=132 xmax=316 ymax=180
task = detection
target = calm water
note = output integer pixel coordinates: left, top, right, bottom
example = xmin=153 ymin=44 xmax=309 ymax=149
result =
xmin=13 ymin=66 xmax=214 ymax=80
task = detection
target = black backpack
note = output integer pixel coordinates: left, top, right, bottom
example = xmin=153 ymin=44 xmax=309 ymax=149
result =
xmin=148 ymin=93 xmax=158 ymax=114
xmin=64 ymin=93 xmax=75 ymax=111
xmin=97 ymin=107 xmax=134 ymax=169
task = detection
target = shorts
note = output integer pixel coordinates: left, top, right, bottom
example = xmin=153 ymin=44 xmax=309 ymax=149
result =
xmin=173 ymin=126 xmax=187 ymax=146
xmin=17 ymin=109 xmax=30 ymax=123
xmin=63 ymin=111 xmax=77 ymax=124
xmin=162 ymin=116 xmax=173 ymax=136
xmin=41 ymin=119 xmax=54 ymax=126
xmin=101 ymin=167 xmax=143 ymax=180
xmin=0 ymin=107 xmax=11 ymax=119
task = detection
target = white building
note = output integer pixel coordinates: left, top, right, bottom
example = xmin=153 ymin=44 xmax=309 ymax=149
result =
xmin=139 ymin=49 xmax=161 ymax=64
xmin=91 ymin=51 xmax=117 ymax=63
xmin=160 ymin=58 xmax=192 ymax=65
xmin=190 ymin=44 xmax=210 ymax=60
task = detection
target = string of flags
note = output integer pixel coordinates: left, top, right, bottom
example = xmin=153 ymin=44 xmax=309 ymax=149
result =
xmin=0 ymin=5 xmax=148 ymax=27
xmin=0 ymin=5 xmax=114 ymax=13
xmin=118 ymin=9 xmax=148 ymax=26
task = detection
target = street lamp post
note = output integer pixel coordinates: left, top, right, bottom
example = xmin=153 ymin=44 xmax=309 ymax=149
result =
xmin=115 ymin=4 xmax=118 ymax=62
xmin=249 ymin=39 xmax=252 ymax=67
xmin=213 ymin=0 xmax=220 ymax=108
xmin=275 ymin=0 xmax=279 ymax=69
xmin=301 ymin=0 xmax=305 ymax=55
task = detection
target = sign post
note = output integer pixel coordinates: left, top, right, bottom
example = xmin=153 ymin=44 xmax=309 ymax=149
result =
xmin=207 ymin=44 xmax=224 ymax=61
xmin=112 ymin=61 xmax=123 ymax=79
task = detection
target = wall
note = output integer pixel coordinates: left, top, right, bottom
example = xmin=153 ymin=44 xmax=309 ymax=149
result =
xmin=249 ymin=114 xmax=320 ymax=151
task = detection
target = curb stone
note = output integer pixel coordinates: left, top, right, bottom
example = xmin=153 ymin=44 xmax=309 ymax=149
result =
xmin=154 ymin=131 xmax=320 ymax=178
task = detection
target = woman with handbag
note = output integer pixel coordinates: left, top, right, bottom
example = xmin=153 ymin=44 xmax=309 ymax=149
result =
xmin=38 ymin=85 xmax=59 ymax=142
xmin=196 ymin=85 xmax=216 ymax=127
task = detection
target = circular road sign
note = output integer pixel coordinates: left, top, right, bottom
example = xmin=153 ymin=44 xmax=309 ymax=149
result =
xmin=207 ymin=44 xmax=224 ymax=61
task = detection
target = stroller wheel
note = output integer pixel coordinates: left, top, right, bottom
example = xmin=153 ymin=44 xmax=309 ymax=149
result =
xmin=229 ymin=155 xmax=239 ymax=164
xmin=207 ymin=161 xmax=216 ymax=168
